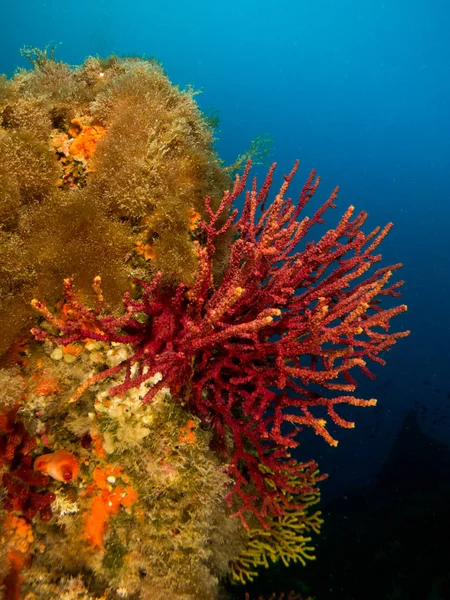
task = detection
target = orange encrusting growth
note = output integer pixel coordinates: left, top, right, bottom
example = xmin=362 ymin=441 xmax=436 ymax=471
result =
xmin=92 ymin=464 xmax=124 ymax=488
xmin=179 ymin=419 xmax=196 ymax=444
xmin=188 ymin=208 xmax=201 ymax=231
xmin=135 ymin=240 xmax=156 ymax=261
xmin=31 ymin=372 xmax=60 ymax=397
xmin=90 ymin=430 xmax=107 ymax=459
xmin=83 ymin=465 xmax=138 ymax=549
xmin=68 ymin=118 xmax=107 ymax=161
xmin=1 ymin=515 xmax=34 ymax=600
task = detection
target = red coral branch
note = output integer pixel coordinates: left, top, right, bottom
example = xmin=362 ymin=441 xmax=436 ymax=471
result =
xmin=31 ymin=161 xmax=409 ymax=526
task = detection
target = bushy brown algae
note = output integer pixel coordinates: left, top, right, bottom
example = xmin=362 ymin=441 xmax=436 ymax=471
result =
xmin=0 ymin=47 xmax=232 ymax=359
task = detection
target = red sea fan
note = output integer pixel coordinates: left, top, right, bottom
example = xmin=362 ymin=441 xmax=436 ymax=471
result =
xmin=31 ymin=161 xmax=409 ymax=525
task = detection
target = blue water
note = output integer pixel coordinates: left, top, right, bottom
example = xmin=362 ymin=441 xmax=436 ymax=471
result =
xmin=2 ymin=0 xmax=449 ymax=501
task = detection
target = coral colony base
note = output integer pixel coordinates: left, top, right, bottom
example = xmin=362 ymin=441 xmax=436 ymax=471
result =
xmin=0 ymin=48 xmax=409 ymax=600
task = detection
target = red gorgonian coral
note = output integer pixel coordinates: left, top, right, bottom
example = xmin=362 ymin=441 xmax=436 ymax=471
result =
xmin=31 ymin=161 xmax=409 ymax=526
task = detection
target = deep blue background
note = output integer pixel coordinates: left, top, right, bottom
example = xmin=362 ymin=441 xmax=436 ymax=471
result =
xmin=2 ymin=0 xmax=449 ymax=500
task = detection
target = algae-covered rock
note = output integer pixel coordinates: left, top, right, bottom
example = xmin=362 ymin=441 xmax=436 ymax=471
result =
xmin=0 ymin=48 xmax=231 ymax=359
